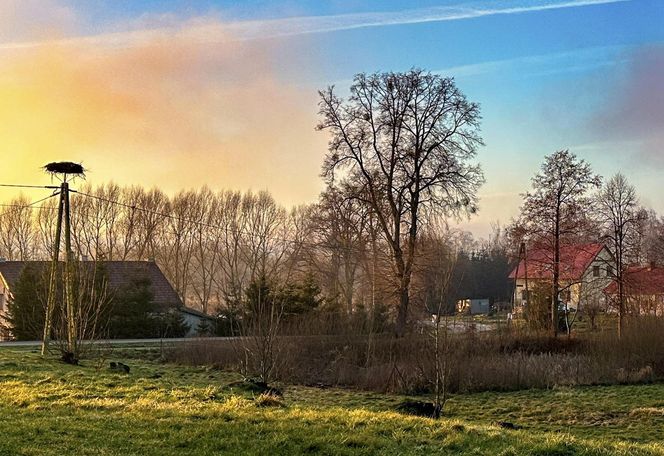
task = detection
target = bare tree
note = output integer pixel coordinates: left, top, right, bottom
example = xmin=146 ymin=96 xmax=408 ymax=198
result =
xmin=160 ymin=190 xmax=197 ymax=304
xmin=518 ymin=150 xmax=601 ymax=336
xmin=595 ymin=173 xmax=643 ymax=337
xmin=134 ymin=188 xmax=169 ymax=261
xmin=190 ymin=187 xmax=221 ymax=313
xmin=311 ymin=185 xmax=369 ymax=314
xmin=243 ymin=191 xmax=291 ymax=282
xmin=0 ymin=195 xmax=37 ymax=260
xmin=318 ymin=69 xmax=484 ymax=336
xmin=215 ymin=190 xmax=250 ymax=315
xmin=417 ymin=227 xmax=458 ymax=417
xmin=634 ymin=210 xmax=664 ymax=266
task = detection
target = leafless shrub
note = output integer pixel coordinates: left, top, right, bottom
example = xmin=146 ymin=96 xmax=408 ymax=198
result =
xmin=170 ymin=316 xmax=664 ymax=394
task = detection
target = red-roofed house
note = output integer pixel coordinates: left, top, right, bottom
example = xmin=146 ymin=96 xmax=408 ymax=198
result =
xmin=604 ymin=265 xmax=664 ymax=316
xmin=509 ymin=243 xmax=613 ymax=311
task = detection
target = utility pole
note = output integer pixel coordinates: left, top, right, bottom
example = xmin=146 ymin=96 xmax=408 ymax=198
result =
xmin=64 ymin=181 xmax=76 ymax=355
xmin=41 ymin=185 xmax=64 ymax=356
xmin=41 ymin=163 xmax=84 ymax=357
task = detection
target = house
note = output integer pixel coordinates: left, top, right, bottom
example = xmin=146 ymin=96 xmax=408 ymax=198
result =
xmin=0 ymin=260 xmax=215 ymax=340
xmin=508 ymin=243 xmax=614 ymax=313
xmin=604 ymin=265 xmax=664 ymax=316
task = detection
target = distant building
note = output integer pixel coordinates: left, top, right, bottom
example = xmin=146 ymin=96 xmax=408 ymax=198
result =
xmin=508 ymin=243 xmax=613 ymax=313
xmin=456 ymin=298 xmax=491 ymax=315
xmin=0 ymin=260 xmax=215 ymax=340
xmin=604 ymin=264 xmax=664 ymax=316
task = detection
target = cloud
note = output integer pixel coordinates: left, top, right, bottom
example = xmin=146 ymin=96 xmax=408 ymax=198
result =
xmin=591 ymin=46 xmax=664 ymax=166
xmin=0 ymin=0 xmax=77 ymax=43
xmin=0 ymin=0 xmax=629 ymax=50
xmin=0 ymin=5 xmax=326 ymax=206
xmin=434 ymin=45 xmax=631 ymax=78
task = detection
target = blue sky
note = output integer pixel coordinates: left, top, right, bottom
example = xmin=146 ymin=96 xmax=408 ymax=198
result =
xmin=1 ymin=0 xmax=663 ymax=236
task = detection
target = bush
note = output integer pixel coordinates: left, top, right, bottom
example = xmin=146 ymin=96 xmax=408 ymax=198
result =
xmin=6 ymin=264 xmax=48 ymax=340
xmin=168 ymin=316 xmax=664 ymax=394
xmin=152 ymin=311 xmax=190 ymax=338
xmin=107 ymin=276 xmax=155 ymax=338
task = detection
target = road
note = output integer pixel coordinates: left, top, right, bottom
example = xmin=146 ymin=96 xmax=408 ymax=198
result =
xmin=0 ymin=337 xmax=237 ymax=347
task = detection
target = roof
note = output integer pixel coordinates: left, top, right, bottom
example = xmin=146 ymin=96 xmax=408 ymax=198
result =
xmin=604 ymin=265 xmax=664 ymax=296
xmin=0 ymin=261 xmax=183 ymax=311
xmin=509 ymin=243 xmax=606 ymax=281
xmin=180 ymin=306 xmax=217 ymax=320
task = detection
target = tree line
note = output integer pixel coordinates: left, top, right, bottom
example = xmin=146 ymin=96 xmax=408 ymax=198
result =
xmin=2 ymin=69 xmax=661 ymax=338
xmin=0 ymin=183 xmax=512 ymax=329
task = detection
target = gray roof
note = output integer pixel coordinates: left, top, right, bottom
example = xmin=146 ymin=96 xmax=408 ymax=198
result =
xmin=180 ymin=306 xmax=217 ymax=320
xmin=0 ymin=261 xmax=183 ymax=311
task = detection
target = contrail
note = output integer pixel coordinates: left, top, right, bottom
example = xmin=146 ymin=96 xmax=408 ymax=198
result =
xmin=0 ymin=0 xmax=630 ymax=50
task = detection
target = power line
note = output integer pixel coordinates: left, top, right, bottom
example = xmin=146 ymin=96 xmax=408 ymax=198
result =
xmin=73 ymin=189 xmax=225 ymax=232
xmin=72 ymin=189 xmax=368 ymax=254
xmin=0 ymin=192 xmax=61 ymax=219
xmin=0 ymin=183 xmax=368 ymax=253
xmin=0 ymin=204 xmax=55 ymax=209
xmin=0 ymin=183 xmax=60 ymax=190
xmin=0 ymin=186 xmax=373 ymax=256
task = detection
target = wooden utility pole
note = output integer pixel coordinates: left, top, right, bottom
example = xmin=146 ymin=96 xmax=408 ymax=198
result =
xmin=63 ymin=181 xmax=76 ymax=355
xmin=41 ymin=185 xmax=65 ymax=356
xmin=41 ymin=165 xmax=81 ymax=357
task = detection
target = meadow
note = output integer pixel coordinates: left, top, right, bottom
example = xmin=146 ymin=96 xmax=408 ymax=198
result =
xmin=1 ymin=347 xmax=663 ymax=455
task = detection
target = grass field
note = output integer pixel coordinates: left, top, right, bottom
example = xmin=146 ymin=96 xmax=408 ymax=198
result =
xmin=1 ymin=347 xmax=663 ymax=455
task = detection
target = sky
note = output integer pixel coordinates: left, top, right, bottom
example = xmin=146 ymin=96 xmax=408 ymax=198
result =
xmin=0 ymin=0 xmax=662 ymax=237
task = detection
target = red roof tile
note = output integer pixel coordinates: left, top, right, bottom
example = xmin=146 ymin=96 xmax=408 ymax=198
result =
xmin=509 ymin=243 xmax=606 ymax=281
xmin=604 ymin=265 xmax=664 ymax=296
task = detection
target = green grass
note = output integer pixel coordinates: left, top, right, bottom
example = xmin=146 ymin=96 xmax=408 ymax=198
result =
xmin=1 ymin=348 xmax=663 ymax=455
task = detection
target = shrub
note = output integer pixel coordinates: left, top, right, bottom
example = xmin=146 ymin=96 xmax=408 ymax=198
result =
xmin=168 ymin=316 xmax=664 ymax=394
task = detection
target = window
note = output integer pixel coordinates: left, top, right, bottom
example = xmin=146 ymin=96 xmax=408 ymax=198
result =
xmin=593 ymin=265 xmax=600 ymax=277
xmin=606 ymin=266 xmax=614 ymax=277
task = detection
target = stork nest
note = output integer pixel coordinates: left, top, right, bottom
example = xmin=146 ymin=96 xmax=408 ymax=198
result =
xmin=43 ymin=162 xmax=85 ymax=176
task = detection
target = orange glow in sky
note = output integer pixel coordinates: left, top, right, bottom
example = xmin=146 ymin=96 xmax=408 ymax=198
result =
xmin=0 ymin=9 xmax=326 ymax=206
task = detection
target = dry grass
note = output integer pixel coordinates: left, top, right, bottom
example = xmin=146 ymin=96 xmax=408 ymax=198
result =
xmin=170 ymin=317 xmax=664 ymax=394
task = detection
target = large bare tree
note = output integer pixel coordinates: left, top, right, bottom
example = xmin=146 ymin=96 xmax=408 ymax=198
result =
xmin=518 ymin=150 xmax=601 ymax=336
xmin=317 ymin=69 xmax=484 ymax=336
xmin=595 ymin=173 xmax=643 ymax=337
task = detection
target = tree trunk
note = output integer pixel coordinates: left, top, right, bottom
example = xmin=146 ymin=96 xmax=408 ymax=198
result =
xmin=394 ymin=246 xmax=410 ymax=338
xmin=552 ymin=212 xmax=560 ymax=337
xmin=617 ymin=269 xmax=625 ymax=339
xmin=616 ymin=236 xmax=625 ymax=339
xmin=396 ymin=284 xmax=409 ymax=337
